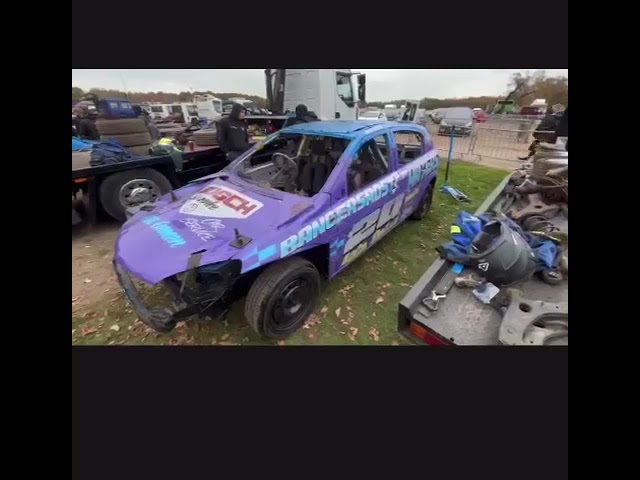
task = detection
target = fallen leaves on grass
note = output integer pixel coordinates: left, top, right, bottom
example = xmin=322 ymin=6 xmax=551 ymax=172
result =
xmin=369 ymin=328 xmax=380 ymax=342
xmin=221 ymin=334 xmax=230 ymax=341
xmin=400 ymin=283 xmax=411 ymax=287
xmin=303 ymin=315 xmax=321 ymax=329
xmin=375 ymin=297 xmax=384 ymax=304
xmin=320 ymin=306 xmax=329 ymax=314
xmin=80 ymin=325 xmax=100 ymax=336
xmin=335 ymin=307 xmax=342 ymax=318
xmin=109 ymin=325 xmax=120 ymax=332
xmin=277 ymin=340 xmax=286 ymax=346
xmin=392 ymin=341 xmax=400 ymax=346
xmin=348 ymin=327 xmax=359 ymax=341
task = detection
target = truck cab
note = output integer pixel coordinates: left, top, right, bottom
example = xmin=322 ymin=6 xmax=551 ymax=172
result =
xmin=281 ymin=69 xmax=366 ymax=121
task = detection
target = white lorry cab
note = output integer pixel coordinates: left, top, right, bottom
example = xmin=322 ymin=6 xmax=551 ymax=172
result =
xmin=279 ymin=69 xmax=366 ymax=121
xmin=194 ymin=95 xmax=223 ymax=121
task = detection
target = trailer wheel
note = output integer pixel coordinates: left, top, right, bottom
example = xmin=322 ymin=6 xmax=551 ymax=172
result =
xmin=100 ymin=132 xmax=152 ymax=147
xmin=409 ymin=182 xmax=434 ymax=221
xmin=99 ymin=169 xmax=172 ymax=221
xmin=96 ymin=118 xmax=148 ymax=135
xmin=245 ymin=257 xmax=321 ymax=339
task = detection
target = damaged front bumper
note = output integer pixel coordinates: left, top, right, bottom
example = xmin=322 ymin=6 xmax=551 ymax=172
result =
xmin=113 ymin=259 xmax=242 ymax=333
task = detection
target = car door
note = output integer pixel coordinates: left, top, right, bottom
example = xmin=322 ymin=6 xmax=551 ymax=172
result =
xmin=328 ymin=130 xmax=405 ymax=276
xmin=389 ymin=127 xmax=439 ymax=222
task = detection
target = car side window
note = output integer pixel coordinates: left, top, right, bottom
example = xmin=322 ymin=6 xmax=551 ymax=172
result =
xmin=347 ymin=135 xmax=391 ymax=195
xmin=393 ymin=131 xmax=424 ymax=166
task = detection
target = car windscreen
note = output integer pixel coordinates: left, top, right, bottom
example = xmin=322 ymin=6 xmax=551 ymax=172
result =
xmin=362 ymin=112 xmax=381 ymax=118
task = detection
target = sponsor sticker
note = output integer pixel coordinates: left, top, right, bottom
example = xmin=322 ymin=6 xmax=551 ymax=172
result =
xmin=179 ymin=185 xmax=264 ymax=219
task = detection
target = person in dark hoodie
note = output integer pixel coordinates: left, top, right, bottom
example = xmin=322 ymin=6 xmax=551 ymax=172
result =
xmin=282 ymin=104 xmax=319 ymax=128
xmin=77 ymin=109 xmax=100 ymax=141
xmin=217 ymin=103 xmax=252 ymax=161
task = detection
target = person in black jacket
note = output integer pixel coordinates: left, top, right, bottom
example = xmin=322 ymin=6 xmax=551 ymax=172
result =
xmin=282 ymin=104 xmax=319 ymax=128
xmin=217 ymin=103 xmax=251 ymax=161
xmin=77 ymin=110 xmax=100 ymax=141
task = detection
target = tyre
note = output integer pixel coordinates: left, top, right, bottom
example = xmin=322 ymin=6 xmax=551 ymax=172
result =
xmin=99 ymin=168 xmax=173 ymax=221
xmin=245 ymin=257 xmax=321 ymax=339
xmin=96 ymin=118 xmax=148 ymax=135
xmin=127 ymin=144 xmax=152 ymax=156
xmin=100 ymin=132 xmax=152 ymax=147
xmin=410 ymin=182 xmax=435 ymax=221
xmin=193 ymin=131 xmax=217 ymax=147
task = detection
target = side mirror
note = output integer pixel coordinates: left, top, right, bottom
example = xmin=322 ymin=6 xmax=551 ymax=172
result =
xmin=357 ymin=74 xmax=367 ymax=103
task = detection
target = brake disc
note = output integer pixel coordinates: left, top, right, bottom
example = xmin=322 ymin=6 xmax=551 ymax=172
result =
xmin=498 ymin=289 xmax=568 ymax=346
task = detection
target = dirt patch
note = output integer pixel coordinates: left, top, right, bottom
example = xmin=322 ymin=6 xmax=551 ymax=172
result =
xmin=72 ymin=222 xmax=121 ymax=310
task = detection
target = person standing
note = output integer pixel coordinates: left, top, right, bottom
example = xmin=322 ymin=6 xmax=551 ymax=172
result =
xmin=77 ymin=109 xmax=100 ymax=141
xmin=132 ymin=105 xmax=161 ymax=141
xmin=216 ymin=103 xmax=251 ymax=161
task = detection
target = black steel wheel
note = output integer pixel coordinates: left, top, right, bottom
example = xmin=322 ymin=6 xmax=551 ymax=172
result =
xmin=245 ymin=257 xmax=321 ymax=339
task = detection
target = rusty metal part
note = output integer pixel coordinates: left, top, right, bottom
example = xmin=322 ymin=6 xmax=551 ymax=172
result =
xmin=522 ymin=214 xmax=560 ymax=234
xmin=454 ymin=273 xmax=485 ymax=289
xmin=559 ymin=249 xmax=568 ymax=274
xmin=498 ymin=289 xmax=568 ymax=346
xmin=508 ymin=193 xmax=561 ymax=221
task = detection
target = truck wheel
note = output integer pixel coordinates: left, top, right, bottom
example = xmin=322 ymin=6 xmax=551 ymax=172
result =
xmin=409 ymin=182 xmax=435 ymax=221
xmin=99 ymin=169 xmax=172 ymax=221
xmin=100 ymin=132 xmax=152 ymax=147
xmin=245 ymin=257 xmax=321 ymax=339
xmin=96 ymin=118 xmax=148 ymax=135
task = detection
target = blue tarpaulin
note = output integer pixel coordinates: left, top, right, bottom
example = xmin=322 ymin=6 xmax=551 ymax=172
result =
xmin=72 ymin=137 xmax=96 ymax=151
xmin=439 ymin=211 xmax=557 ymax=270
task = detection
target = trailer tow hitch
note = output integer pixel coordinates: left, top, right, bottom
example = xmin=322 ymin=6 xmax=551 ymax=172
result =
xmin=496 ymin=289 xmax=568 ymax=346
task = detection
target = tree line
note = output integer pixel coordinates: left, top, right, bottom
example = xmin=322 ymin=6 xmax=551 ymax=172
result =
xmin=72 ymin=70 xmax=567 ymax=111
xmin=72 ymin=87 xmax=268 ymax=108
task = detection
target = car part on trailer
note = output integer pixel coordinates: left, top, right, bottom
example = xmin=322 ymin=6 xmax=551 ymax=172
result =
xmin=497 ymin=289 xmax=568 ymax=346
xmin=507 ymin=193 xmax=561 ymax=222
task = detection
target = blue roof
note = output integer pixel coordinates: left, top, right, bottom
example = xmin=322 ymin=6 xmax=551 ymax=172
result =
xmin=280 ymin=120 xmax=421 ymax=139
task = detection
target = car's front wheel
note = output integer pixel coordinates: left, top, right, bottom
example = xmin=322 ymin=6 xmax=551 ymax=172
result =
xmin=245 ymin=257 xmax=321 ymax=339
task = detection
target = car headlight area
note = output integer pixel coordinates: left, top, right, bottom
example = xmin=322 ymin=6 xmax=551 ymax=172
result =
xmin=113 ymin=259 xmax=242 ymax=333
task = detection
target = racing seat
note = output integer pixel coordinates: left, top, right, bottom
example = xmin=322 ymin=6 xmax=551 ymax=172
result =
xmin=298 ymin=139 xmax=332 ymax=195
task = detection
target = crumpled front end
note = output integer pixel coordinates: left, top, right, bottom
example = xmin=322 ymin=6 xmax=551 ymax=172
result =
xmin=114 ymin=258 xmax=242 ymax=333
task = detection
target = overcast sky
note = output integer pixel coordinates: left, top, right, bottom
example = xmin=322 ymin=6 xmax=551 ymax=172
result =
xmin=71 ymin=69 xmax=569 ymax=100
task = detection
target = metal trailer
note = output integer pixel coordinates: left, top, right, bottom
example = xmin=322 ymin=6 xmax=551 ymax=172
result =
xmin=398 ymin=172 xmax=568 ymax=346
xmin=71 ymin=146 xmax=229 ymax=225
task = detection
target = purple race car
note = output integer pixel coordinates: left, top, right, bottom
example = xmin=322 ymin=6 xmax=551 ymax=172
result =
xmin=113 ymin=120 xmax=440 ymax=339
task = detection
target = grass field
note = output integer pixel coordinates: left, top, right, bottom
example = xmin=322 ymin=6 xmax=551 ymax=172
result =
xmin=71 ymin=161 xmax=508 ymax=346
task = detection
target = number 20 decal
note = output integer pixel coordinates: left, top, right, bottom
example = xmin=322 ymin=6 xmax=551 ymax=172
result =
xmin=341 ymin=194 xmax=406 ymax=266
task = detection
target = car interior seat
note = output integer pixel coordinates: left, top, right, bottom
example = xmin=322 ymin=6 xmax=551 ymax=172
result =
xmin=299 ymin=139 xmax=332 ymax=195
